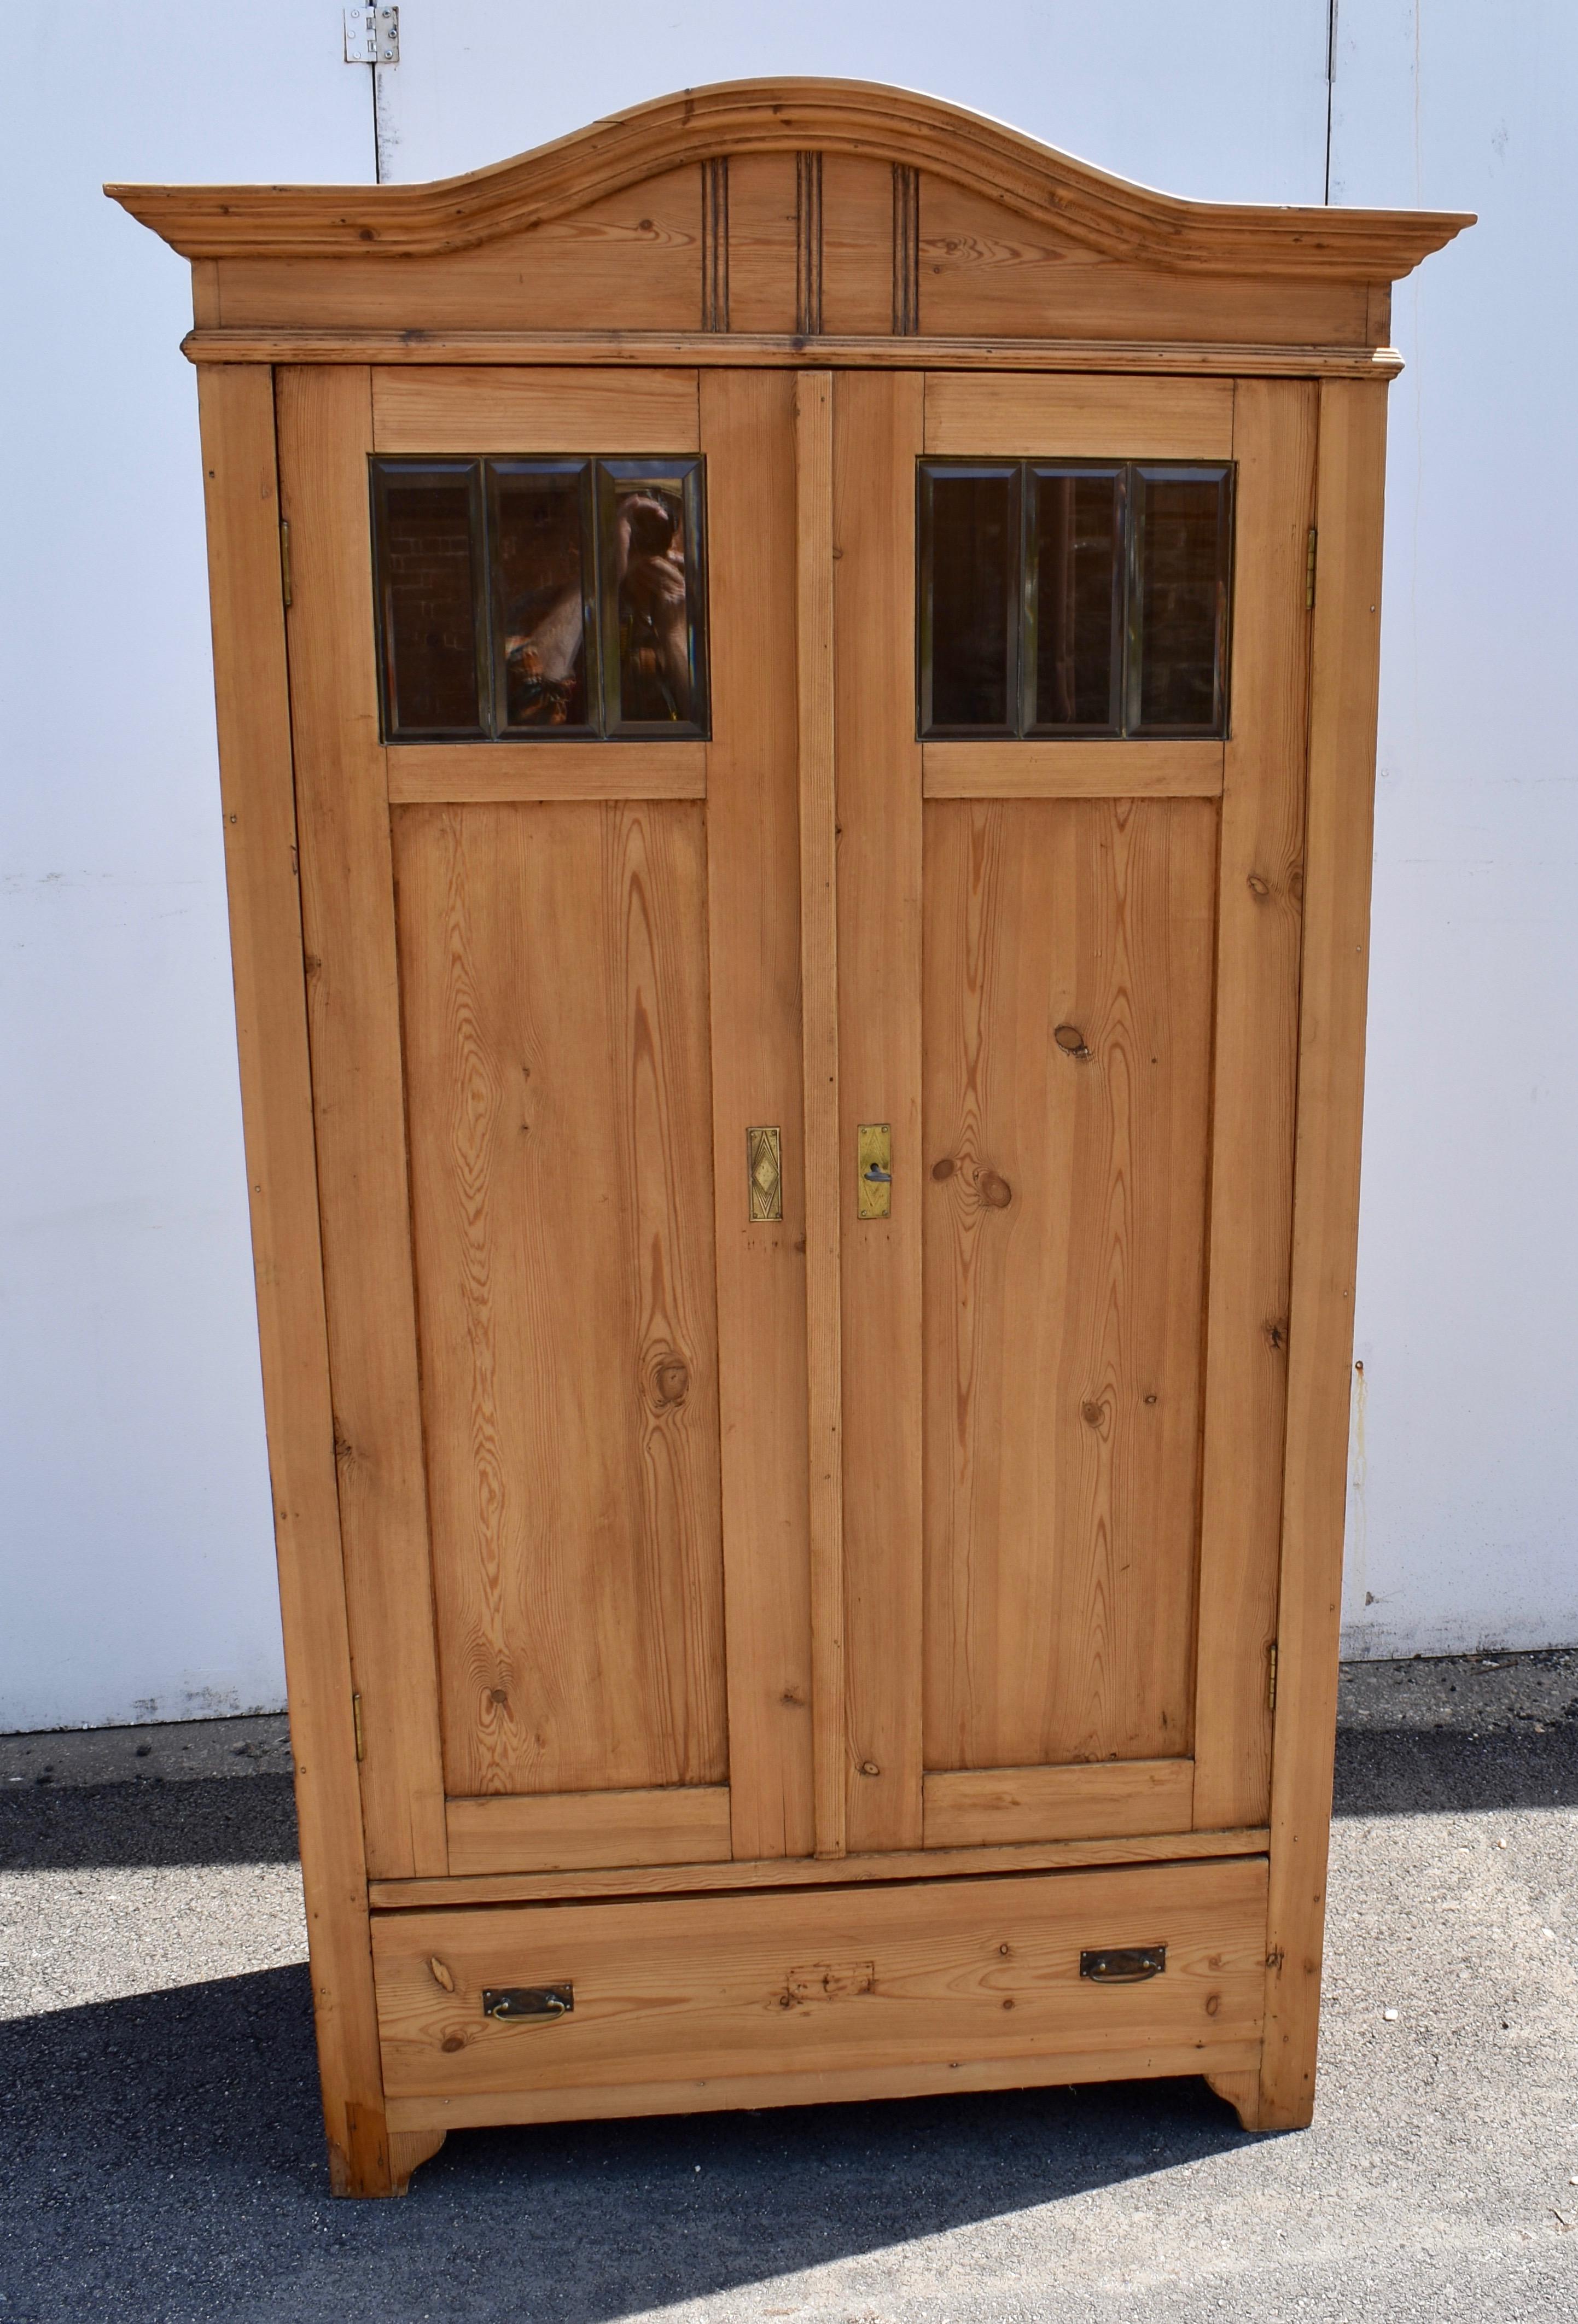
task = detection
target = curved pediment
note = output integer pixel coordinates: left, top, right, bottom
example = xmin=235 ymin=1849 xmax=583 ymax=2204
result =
xmin=110 ymin=75 xmax=1468 ymax=282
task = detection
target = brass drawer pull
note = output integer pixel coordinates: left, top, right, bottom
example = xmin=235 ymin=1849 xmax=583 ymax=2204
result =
xmin=1080 ymin=1945 xmax=1166 ymax=1983
xmin=482 ymin=1983 xmax=574 ymax=2022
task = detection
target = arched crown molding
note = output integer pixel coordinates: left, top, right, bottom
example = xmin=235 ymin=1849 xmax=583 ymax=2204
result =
xmin=108 ymin=75 xmax=1471 ymax=279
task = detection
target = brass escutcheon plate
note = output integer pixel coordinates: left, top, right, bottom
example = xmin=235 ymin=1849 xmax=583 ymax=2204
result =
xmin=747 ymin=1125 xmax=783 ymax=1222
xmin=857 ymin=1123 xmax=892 ymax=1219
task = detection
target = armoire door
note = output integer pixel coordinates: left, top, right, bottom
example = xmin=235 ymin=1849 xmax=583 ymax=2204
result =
xmin=277 ymin=364 xmax=817 ymax=1881
xmin=822 ymin=370 xmax=1315 ymax=1859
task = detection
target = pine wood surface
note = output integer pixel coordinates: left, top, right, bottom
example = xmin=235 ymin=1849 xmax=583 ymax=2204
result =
xmin=110 ymin=78 xmax=1469 ymax=276
xmin=276 ymin=366 xmax=449 ymax=1882
xmin=922 ymin=1760 xmax=1195 ymax=1848
xmin=819 ymin=156 xmax=897 ymax=336
xmin=923 ymin=370 xmax=1233 ymax=457
xmin=701 ymin=367 xmax=816 ymax=1862
xmin=794 ymin=371 xmax=847 ymax=1860
xmin=833 ymin=370 xmax=927 ymax=1853
xmin=922 ymin=741 xmax=1224 ymax=799
xmin=197 ymin=365 xmax=394 ymax=2197
xmin=1257 ymin=380 xmax=1389 ymax=2130
xmin=372 ymin=1858 xmax=1268 ymax=2102
xmin=370 ymin=364 xmax=700 ymax=451
xmin=392 ymin=800 xmax=727 ymax=1802
xmin=921 ymin=799 xmax=1216 ymax=1772
xmin=369 ymin=1827 xmax=1270 ymax=1910
xmin=1191 ymin=381 xmax=1318 ymax=1834
xmin=386 ymin=744 xmax=706 ymax=805
xmin=185 ymin=329 xmax=1409 ymax=379
xmin=725 ymin=155 xmax=799 ymax=335
xmin=445 ymin=1786 xmax=732 ymax=1874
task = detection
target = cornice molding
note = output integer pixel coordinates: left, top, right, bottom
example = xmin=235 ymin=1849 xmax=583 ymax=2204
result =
xmin=108 ymin=77 xmax=1472 ymax=280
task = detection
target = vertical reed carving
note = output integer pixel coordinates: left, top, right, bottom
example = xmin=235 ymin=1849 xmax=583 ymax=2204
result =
xmin=796 ymin=152 xmax=824 ymax=336
xmin=701 ymin=158 xmax=730 ymax=331
xmin=892 ymin=163 xmax=920 ymax=335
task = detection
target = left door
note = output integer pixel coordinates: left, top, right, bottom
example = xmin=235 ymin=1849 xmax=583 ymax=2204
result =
xmin=276 ymin=365 xmax=813 ymax=1880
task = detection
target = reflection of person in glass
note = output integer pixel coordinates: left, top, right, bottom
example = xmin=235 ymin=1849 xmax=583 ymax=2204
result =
xmin=503 ymin=485 xmax=690 ymax=728
xmin=614 ymin=489 xmax=691 ymax=723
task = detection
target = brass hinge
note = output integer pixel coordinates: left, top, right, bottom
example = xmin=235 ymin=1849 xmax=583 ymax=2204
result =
xmin=1305 ymin=526 xmax=1318 ymax=611
xmin=351 ymin=1689 xmax=365 ymax=1761
xmin=1266 ymin=1642 xmax=1279 ymax=1713
xmin=280 ymin=518 xmax=293 ymax=609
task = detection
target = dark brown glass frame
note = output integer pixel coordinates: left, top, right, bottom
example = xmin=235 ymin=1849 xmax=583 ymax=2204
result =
xmin=916 ymin=457 xmax=1234 ymax=741
xmin=370 ymin=454 xmax=710 ymax=743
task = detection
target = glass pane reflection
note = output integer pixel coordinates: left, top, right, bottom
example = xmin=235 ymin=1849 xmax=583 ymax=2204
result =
xmin=1134 ymin=468 xmax=1231 ymax=734
xmin=1030 ymin=468 xmax=1121 ymax=732
xmin=597 ymin=463 xmax=706 ymax=733
xmin=492 ymin=464 xmax=593 ymax=732
xmin=922 ymin=467 xmax=1017 ymax=733
xmin=372 ymin=464 xmax=485 ymax=738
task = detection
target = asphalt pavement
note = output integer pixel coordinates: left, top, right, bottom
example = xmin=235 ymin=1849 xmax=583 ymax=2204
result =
xmin=2 ymin=1655 xmax=1575 ymax=2323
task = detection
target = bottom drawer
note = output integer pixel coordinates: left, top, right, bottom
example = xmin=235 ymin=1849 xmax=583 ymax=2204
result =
xmin=372 ymin=1856 xmax=1267 ymax=2131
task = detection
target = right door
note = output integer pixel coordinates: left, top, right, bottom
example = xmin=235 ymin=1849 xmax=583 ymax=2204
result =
xmin=831 ymin=371 xmax=1316 ymax=1856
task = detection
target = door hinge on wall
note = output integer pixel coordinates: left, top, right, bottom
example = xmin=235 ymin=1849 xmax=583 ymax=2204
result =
xmin=351 ymin=1690 xmax=365 ymax=1760
xmin=279 ymin=519 xmax=293 ymax=609
xmin=343 ymin=5 xmax=399 ymax=63
xmin=1267 ymin=1642 xmax=1279 ymax=1713
xmin=1305 ymin=527 xmax=1318 ymax=610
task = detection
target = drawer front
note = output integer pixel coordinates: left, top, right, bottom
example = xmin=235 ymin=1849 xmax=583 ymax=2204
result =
xmin=373 ymin=1857 xmax=1266 ymax=2113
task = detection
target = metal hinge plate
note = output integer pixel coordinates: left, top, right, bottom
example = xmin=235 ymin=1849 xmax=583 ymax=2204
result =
xmin=1267 ymin=1641 xmax=1279 ymax=1713
xmin=279 ymin=519 xmax=293 ymax=609
xmin=1305 ymin=527 xmax=1318 ymax=610
xmin=344 ymin=5 xmax=399 ymax=63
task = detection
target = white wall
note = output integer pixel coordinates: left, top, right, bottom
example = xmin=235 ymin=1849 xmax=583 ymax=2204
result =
xmin=3 ymin=3 xmax=1573 ymax=1730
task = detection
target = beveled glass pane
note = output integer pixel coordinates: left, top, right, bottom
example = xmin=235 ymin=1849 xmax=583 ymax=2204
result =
xmin=490 ymin=463 xmax=595 ymax=733
xmin=1133 ymin=466 xmax=1231 ymax=735
xmin=596 ymin=460 xmax=708 ymax=735
xmin=920 ymin=465 xmax=1018 ymax=735
xmin=372 ymin=462 xmax=485 ymax=738
xmin=1028 ymin=468 xmax=1121 ymax=732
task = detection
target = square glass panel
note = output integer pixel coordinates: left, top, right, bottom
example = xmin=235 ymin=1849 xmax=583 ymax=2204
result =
xmin=371 ymin=462 xmax=486 ymax=738
xmin=596 ymin=460 xmax=708 ymax=736
xmin=919 ymin=464 xmax=1020 ymax=736
xmin=1027 ymin=467 xmax=1122 ymax=733
xmin=1131 ymin=465 xmax=1232 ymax=735
xmin=490 ymin=462 xmax=596 ymax=733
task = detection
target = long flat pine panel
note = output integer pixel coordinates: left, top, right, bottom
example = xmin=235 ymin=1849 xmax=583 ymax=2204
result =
xmin=924 ymin=372 xmax=1234 ymax=459
xmin=388 ymin=743 xmax=706 ymax=803
xmin=923 ymin=1760 xmax=1196 ymax=1849
xmin=923 ymin=741 xmax=1224 ymax=800
xmin=446 ymin=1787 xmax=732 ymax=1874
xmin=372 ymin=364 xmax=700 ymax=452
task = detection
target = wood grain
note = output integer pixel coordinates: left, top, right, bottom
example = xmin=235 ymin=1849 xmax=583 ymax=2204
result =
xmin=371 ymin=364 xmax=698 ymax=451
xmin=923 ymin=368 xmax=1234 ymax=458
xmin=216 ymin=172 xmax=703 ymax=331
xmin=1258 ymin=381 xmax=1389 ymax=2130
xmin=834 ymin=370 xmax=927 ymax=1851
xmin=918 ymin=180 xmax=1372 ymax=347
xmin=701 ymin=367 xmax=816 ymax=1862
xmin=724 ymin=154 xmax=798 ymax=334
xmin=922 ymin=800 xmax=1216 ymax=1770
xmin=923 ymin=741 xmax=1224 ymax=800
xmin=794 ymin=371 xmax=846 ymax=1860
xmin=197 ymin=364 xmax=394 ymax=2196
xmin=386 ymin=744 xmax=705 ymax=805
xmin=276 ymin=365 xmax=449 ymax=1882
xmin=370 ymin=1826 xmax=1271 ymax=1910
xmin=187 ymin=329 xmax=1408 ymax=380
xmin=372 ymin=1858 xmax=1268 ymax=2101
xmin=1192 ymin=381 xmax=1318 ymax=1834
xmin=923 ymin=1760 xmax=1195 ymax=1848
xmin=385 ymin=2037 xmax=1264 ymax=2133
xmin=446 ymin=1786 xmax=731 ymax=1874
xmin=392 ymin=801 xmax=727 ymax=1805
xmin=820 ymin=155 xmax=895 ymax=336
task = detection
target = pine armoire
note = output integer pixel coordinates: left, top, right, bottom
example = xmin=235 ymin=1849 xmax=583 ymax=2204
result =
xmin=111 ymin=80 xmax=1469 ymax=2196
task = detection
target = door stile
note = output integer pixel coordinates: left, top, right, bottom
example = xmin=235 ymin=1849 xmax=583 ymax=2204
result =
xmin=702 ymin=368 xmax=817 ymax=1862
xmin=1191 ymin=380 xmax=1318 ymax=1834
xmin=276 ymin=365 xmax=449 ymax=1879
xmin=793 ymin=370 xmax=847 ymax=1859
xmin=834 ymin=370 xmax=927 ymax=1852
